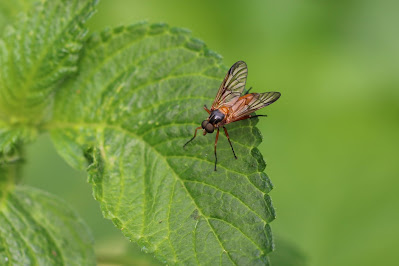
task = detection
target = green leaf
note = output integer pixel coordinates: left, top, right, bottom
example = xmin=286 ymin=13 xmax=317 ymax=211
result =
xmin=0 ymin=0 xmax=97 ymax=125
xmin=0 ymin=185 xmax=95 ymax=265
xmin=0 ymin=0 xmax=35 ymax=31
xmin=50 ymin=23 xmax=275 ymax=265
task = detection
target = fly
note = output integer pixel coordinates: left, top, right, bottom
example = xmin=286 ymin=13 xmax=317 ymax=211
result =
xmin=183 ymin=61 xmax=281 ymax=171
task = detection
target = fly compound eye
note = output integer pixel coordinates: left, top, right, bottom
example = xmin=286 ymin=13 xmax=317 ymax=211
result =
xmin=201 ymin=120 xmax=209 ymax=129
xmin=205 ymin=123 xmax=214 ymax=133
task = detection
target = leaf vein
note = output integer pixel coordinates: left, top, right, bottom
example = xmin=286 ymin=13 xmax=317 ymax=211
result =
xmin=115 ymin=134 xmax=128 ymax=215
xmin=183 ymin=179 xmax=267 ymax=222
xmin=10 ymin=194 xmax=66 ymax=264
xmin=85 ymin=124 xmax=237 ymax=264
xmin=209 ymin=217 xmax=266 ymax=258
xmin=22 ymin=1 xmax=91 ymax=91
xmin=167 ymin=180 xmax=178 ymax=262
xmin=140 ymin=142 xmax=147 ymax=237
xmin=0 ymin=226 xmax=13 ymax=264
xmin=0 ymin=210 xmax=38 ymax=264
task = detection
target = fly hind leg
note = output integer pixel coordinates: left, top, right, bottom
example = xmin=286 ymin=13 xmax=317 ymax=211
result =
xmin=223 ymin=126 xmax=237 ymax=159
xmin=214 ymin=128 xmax=220 ymax=171
xmin=249 ymin=114 xmax=267 ymax=119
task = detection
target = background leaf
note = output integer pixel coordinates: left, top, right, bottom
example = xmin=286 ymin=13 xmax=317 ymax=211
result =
xmin=0 ymin=0 xmax=97 ymax=166
xmin=0 ymin=126 xmax=35 ymax=164
xmin=50 ymin=23 xmax=276 ymax=264
xmin=0 ymin=185 xmax=95 ymax=265
xmin=0 ymin=0 xmax=97 ymax=125
xmin=0 ymin=0 xmax=35 ymax=31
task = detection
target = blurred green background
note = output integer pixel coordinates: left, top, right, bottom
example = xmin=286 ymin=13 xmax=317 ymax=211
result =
xmin=23 ymin=0 xmax=399 ymax=265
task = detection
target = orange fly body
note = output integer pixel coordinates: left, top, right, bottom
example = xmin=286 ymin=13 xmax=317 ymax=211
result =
xmin=183 ymin=61 xmax=281 ymax=171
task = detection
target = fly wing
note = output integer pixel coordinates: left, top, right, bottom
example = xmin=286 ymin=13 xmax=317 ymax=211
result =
xmin=211 ymin=61 xmax=248 ymax=110
xmin=230 ymin=92 xmax=281 ymax=120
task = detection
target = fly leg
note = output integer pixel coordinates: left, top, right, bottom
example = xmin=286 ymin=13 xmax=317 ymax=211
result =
xmin=183 ymin=127 xmax=202 ymax=148
xmin=204 ymin=105 xmax=211 ymax=114
xmin=223 ymin=126 xmax=237 ymax=159
xmin=231 ymin=114 xmax=267 ymax=123
xmin=249 ymin=114 xmax=267 ymax=119
xmin=243 ymin=87 xmax=253 ymax=95
xmin=214 ymin=128 xmax=220 ymax=171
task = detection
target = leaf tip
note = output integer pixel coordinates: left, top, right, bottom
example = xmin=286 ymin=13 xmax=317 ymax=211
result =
xmin=112 ymin=217 xmax=123 ymax=228
xmin=170 ymin=26 xmax=191 ymax=35
xmin=251 ymin=126 xmax=263 ymax=147
xmin=126 ymin=21 xmax=148 ymax=32
xmin=186 ymin=37 xmax=206 ymax=51
xmin=264 ymin=195 xmax=276 ymax=223
xmin=113 ymin=25 xmax=126 ymax=34
xmin=251 ymin=147 xmax=266 ymax=171
xmin=149 ymin=22 xmax=168 ymax=35
xmin=204 ymin=48 xmax=223 ymax=60
xmin=100 ymin=27 xmax=113 ymax=41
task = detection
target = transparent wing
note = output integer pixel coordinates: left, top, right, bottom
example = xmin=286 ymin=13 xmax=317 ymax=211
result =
xmin=211 ymin=61 xmax=248 ymax=110
xmin=229 ymin=92 xmax=281 ymax=120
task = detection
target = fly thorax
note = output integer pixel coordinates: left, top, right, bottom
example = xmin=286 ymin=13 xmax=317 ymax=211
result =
xmin=209 ymin=109 xmax=225 ymax=124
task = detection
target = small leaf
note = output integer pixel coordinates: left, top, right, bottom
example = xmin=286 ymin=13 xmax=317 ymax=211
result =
xmin=0 ymin=0 xmax=97 ymax=124
xmin=50 ymin=23 xmax=275 ymax=264
xmin=0 ymin=185 xmax=95 ymax=265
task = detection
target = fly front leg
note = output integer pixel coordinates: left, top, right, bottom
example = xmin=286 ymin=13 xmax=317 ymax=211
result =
xmin=204 ymin=105 xmax=211 ymax=114
xmin=183 ymin=126 xmax=202 ymax=148
xmin=214 ymin=128 xmax=220 ymax=171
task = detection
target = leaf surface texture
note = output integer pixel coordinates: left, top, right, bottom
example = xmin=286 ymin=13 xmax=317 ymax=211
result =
xmin=51 ymin=23 xmax=275 ymax=265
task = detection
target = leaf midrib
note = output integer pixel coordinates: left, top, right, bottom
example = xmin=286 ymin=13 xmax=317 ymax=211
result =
xmin=47 ymin=121 xmax=266 ymax=195
xmin=96 ymin=122 xmax=236 ymax=264
xmin=116 ymin=128 xmax=237 ymax=264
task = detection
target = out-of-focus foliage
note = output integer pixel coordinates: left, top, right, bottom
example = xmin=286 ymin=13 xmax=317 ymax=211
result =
xmin=0 ymin=0 xmax=99 ymax=264
xmin=0 ymin=186 xmax=95 ymax=265
xmin=22 ymin=0 xmax=399 ymax=265
xmin=0 ymin=0 xmax=97 ymax=151
xmin=0 ymin=1 xmax=34 ymax=30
